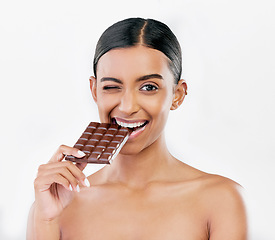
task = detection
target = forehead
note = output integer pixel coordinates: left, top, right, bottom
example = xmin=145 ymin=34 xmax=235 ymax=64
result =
xmin=96 ymin=46 xmax=173 ymax=80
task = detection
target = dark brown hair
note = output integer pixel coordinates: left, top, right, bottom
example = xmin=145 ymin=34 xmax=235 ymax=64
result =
xmin=93 ymin=18 xmax=182 ymax=83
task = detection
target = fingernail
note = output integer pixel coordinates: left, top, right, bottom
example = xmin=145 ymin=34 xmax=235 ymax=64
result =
xmin=84 ymin=178 xmax=90 ymax=187
xmin=78 ymin=150 xmax=85 ymax=157
xmin=69 ymin=184 xmax=73 ymax=191
xmin=76 ymin=184 xmax=80 ymax=192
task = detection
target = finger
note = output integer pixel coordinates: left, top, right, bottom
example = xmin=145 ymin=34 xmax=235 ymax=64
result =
xmin=35 ymin=173 xmax=71 ymax=192
xmin=62 ymin=163 xmax=88 ymax=187
xmin=46 ymin=167 xmax=81 ymax=191
xmin=36 ymin=167 xmax=85 ymax=193
xmin=61 ymin=161 xmax=89 ymax=187
xmin=38 ymin=161 xmax=76 ymax=172
xmin=38 ymin=161 xmax=88 ymax=187
xmin=49 ymin=145 xmax=85 ymax=163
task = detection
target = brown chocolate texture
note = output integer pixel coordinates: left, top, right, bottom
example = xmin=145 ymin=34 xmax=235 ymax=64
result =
xmin=65 ymin=122 xmax=130 ymax=164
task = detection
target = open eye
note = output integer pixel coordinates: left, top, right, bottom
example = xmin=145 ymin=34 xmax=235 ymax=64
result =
xmin=140 ymin=84 xmax=158 ymax=92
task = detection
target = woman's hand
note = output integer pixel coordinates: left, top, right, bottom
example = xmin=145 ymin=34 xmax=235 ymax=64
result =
xmin=33 ymin=145 xmax=89 ymax=221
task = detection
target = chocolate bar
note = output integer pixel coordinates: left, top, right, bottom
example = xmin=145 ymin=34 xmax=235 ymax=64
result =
xmin=65 ymin=122 xmax=131 ymax=164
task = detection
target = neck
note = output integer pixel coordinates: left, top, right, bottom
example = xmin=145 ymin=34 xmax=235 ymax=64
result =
xmin=104 ymin=133 xmax=174 ymax=189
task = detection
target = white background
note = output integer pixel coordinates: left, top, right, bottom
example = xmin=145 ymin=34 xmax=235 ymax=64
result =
xmin=0 ymin=0 xmax=274 ymax=239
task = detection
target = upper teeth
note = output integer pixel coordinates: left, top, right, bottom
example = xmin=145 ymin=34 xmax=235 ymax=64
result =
xmin=116 ymin=119 xmax=146 ymax=128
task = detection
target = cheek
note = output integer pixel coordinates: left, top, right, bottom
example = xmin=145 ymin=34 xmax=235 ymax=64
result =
xmin=140 ymin=90 xmax=173 ymax=117
xmin=96 ymin=92 xmax=118 ymax=121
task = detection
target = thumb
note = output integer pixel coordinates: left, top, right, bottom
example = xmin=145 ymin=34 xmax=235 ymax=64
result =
xmin=49 ymin=145 xmax=85 ymax=163
xmin=71 ymin=148 xmax=87 ymax=171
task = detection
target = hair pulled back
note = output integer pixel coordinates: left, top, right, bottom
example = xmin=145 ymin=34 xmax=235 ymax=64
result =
xmin=93 ymin=18 xmax=182 ymax=83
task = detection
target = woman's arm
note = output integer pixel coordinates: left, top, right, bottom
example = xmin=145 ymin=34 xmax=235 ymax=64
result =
xmin=27 ymin=203 xmax=60 ymax=240
xmin=26 ymin=145 xmax=89 ymax=240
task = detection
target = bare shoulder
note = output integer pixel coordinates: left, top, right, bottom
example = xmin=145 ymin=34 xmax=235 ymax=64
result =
xmin=174 ymin=161 xmax=247 ymax=239
xmin=197 ymin=174 xmax=247 ymax=239
xmin=183 ymin=166 xmax=246 ymax=212
xmin=175 ymin=160 xmax=244 ymax=200
xmin=200 ymin=172 xmax=242 ymax=190
xmin=199 ymin=173 xmax=245 ymax=206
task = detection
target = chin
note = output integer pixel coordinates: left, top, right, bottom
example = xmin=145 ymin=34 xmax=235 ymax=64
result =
xmin=118 ymin=144 xmax=144 ymax=157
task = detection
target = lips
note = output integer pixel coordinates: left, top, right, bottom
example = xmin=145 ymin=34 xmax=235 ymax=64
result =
xmin=112 ymin=117 xmax=149 ymax=137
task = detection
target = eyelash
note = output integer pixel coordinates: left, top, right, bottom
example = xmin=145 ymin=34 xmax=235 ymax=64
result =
xmin=140 ymin=84 xmax=158 ymax=92
xmin=102 ymin=84 xmax=158 ymax=92
xmin=103 ymin=86 xmax=121 ymax=90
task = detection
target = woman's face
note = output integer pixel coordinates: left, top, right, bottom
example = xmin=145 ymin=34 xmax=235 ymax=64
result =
xmin=90 ymin=45 xmax=186 ymax=155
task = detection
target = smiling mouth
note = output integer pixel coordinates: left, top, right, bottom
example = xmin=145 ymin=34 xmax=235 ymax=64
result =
xmin=112 ymin=118 xmax=149 ymax=132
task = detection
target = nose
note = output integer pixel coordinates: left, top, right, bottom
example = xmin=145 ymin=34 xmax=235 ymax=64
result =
xmin=118 ymin=90 xmax=139 ymax=115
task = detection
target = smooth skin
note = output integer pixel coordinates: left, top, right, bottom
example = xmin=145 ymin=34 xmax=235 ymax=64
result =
xmin=27 ymin=45 xmax=247 ymax=239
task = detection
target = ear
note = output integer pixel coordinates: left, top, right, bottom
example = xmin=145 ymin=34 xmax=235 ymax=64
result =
xmin=89 ymin=76 xmax=97 ymax=103
xmin=170 ymin=79 xmax=188 ymax=110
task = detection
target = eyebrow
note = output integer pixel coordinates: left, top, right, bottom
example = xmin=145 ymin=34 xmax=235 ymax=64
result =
xmin=100 ymin=74 xmax=163 ymax=83
xmin=137 ymin=74 xmax=163 ymax=81
xmin=100 ymin=77 xmax=122 ymax=84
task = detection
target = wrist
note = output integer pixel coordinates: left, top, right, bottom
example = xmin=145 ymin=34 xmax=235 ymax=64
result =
xmin=33 ymin=215 xmax=60 ymax=240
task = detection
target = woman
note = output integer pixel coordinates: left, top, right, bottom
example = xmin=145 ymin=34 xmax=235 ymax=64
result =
xmin=27 ymin=18 xmax=247 ymax=239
